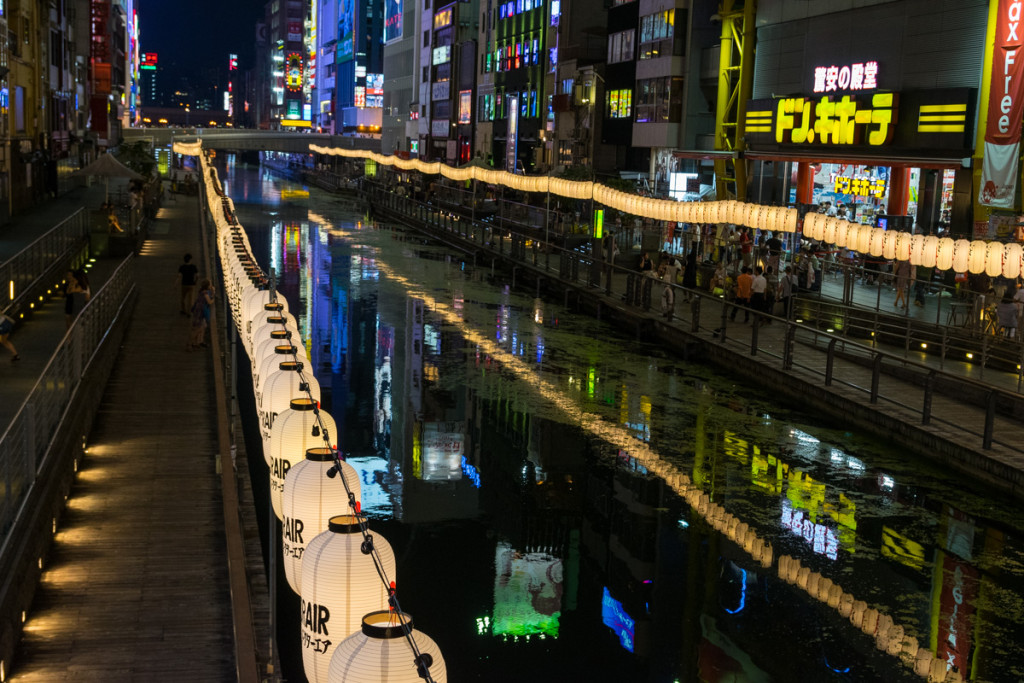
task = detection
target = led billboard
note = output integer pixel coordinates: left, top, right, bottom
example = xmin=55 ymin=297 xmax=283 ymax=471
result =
xmin=384 ymin=0 xmax=403 ymax=43
xmin=337 ymin=0 xmax=354 ymax=62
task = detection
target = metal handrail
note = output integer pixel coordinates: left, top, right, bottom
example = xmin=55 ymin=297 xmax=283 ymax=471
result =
xmin=0 ymin=208 xmax=90 ymax=313
xmin=0 ymin=255 xmax=136 ymax=544
xmin=363 ymin=179 xmax=1023 ymax=452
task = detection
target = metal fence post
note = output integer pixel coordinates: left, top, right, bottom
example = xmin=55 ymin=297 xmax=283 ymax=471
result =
xmin=825 ymin=338 xmax=837 ymax=386
xmin=922 ymin=370 xmax=934 ymax=425
xmin=870 ymin=353 xmax=882 ymax=403
xmin=984 ymin=391 xmax=996 ymax=450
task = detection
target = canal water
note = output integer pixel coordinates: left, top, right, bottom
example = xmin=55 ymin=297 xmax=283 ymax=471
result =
xmin=220 ymin=158 xmax=1024 ymax=683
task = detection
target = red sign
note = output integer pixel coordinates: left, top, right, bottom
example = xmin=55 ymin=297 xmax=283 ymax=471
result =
xmin=935 ymin=553 xmax=978 ymax=678
xmin=142 ymin=52 xmax=158 ymax=66
xmin=980 ymin=0 xmax=1024 ymax=207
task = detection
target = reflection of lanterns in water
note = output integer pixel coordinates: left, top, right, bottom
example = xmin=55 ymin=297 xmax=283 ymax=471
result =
xmin=327 ymin=611 xmax=447 ymax=683
xmin=302 ymin=516 xmax=396 ymax=683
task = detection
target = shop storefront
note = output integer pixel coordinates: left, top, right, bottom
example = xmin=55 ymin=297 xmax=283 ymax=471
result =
xmin=744 ymin=0 xmax=989 ymax=238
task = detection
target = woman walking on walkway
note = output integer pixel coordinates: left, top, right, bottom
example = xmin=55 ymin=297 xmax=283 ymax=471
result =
xmin=893 ymin=259 xmax=911 ymax=310
xmin=187 ymin=279 xmax=215 ymax=351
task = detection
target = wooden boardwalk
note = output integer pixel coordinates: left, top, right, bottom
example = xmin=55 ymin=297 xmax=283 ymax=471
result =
xmin=9 ymin=192 xmax=237 ymax=682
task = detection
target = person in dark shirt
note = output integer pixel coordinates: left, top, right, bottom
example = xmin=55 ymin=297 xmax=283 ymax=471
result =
xmin=176 ymin=253 xmax=199 ymax=316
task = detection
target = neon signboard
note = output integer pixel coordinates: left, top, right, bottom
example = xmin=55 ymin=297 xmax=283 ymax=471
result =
xmin=833 ymin=175 xmax=887 ymax=198
xmin=813 ymin=61 xmax=879 ymax=93
xmin=286 ymin=52 xmax=303 ymax=92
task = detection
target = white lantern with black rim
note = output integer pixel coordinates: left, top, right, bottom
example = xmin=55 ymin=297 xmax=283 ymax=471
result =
xmin=302 ymin=516 xmax=398 ymax=683
xmin=282 ymin=448 xmax=361 ymax=593
xmin=327 ymin=611 xmax=447 ymax=683
xmin=259 ymin=361 xmax=322 ymax=451
xmin=268 ymin=403 xmax=339 ymax=517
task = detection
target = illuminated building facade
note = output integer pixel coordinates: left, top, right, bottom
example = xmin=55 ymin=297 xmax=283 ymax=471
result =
xmin=335 ymin=0 xmax=384 ymax=137
xmin=476 ymin=0 xmax=551 ymax=172
xmin=264 ymin=0 xmax=309 ymax=128
xmin=313 ymin=0 xmax=338 ymax=133
xmin=418 ymin=0 xmax=478 ymax=164
xmin=381 ymin=0 xmax=421 ymax=154
xmin=744 ymin=0 xmax=988 ymax=235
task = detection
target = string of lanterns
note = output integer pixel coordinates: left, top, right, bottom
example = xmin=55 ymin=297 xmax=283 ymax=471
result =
xmin=311 ymin=143 xmax=1019 ymax=279
xmin=175 ymin=141 xmax=445 ymax=683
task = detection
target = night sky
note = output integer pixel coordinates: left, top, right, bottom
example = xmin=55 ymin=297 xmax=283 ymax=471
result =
xmin=137 ymin=0 xmax=265 ymax=76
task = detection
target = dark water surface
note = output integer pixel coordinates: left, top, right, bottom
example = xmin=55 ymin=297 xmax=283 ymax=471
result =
xmin=220 ymin=159 xmax=1024 ymax=683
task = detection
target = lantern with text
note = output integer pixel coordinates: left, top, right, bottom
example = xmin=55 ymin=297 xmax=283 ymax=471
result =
xmin=1004 ymin=243 xmax=1023 ymax=279
xmin=302 ymin=517 xmax=398 ymax=683
xmin=260 ymin=362 xmax=322 ymax=449
xmin=936 ymin=238 xmax=955 ymax=272
xmin=269 ymin=404 xmax=339 ymax=520
xmin=952 ymin=239 xmax=971 ymax=273
xmin=283 ymin=448 xmax=361 ymax=593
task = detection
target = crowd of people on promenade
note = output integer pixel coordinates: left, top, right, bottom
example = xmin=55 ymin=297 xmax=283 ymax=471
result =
xmin=627 ymin=219 xmax=1024 ymax=339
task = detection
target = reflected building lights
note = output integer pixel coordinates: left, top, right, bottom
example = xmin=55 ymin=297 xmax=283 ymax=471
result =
xmin=294 ymin=221 xmax=938 ymax=681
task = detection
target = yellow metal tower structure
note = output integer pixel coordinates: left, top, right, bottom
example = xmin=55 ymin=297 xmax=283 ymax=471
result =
xmin=713 ymin=0 xmax=757 ymax=201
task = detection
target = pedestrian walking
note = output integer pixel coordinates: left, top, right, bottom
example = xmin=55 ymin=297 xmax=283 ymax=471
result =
xmin=0 ymin=310 xmax=18 ymax=362
xmin=64 ymin=269 xmax=91 ymax=329
xmin=729 ymin=266 xmax=753 ymax=323
xmin=750 ymin=266 xmax=768 ymax=324
xmin=660 ymin=254 xmax=682 ymax=320
xmin=176 ymin=253 xmax=199 ymax=316
xmin=187 ymin=279 xmax=215 ymax=351
xmin=893 ymin=259 xmax=911 ymax=309
xmin=778 ymin=266 xmax=797 ymax=318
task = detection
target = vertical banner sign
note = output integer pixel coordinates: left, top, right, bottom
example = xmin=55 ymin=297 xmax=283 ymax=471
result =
xmin=507 ymin=94 xmax=520 ymax=173
xmin=980 ymin=0 xmax=1024 ymax=207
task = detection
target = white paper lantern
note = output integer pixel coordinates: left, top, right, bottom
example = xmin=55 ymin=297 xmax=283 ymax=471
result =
xmin=257 ymin=345 xmax=305 ymax=392
xmin=936 ymin=237 xmax=955 ymax=271
xmin=855 ymin=224 xmax=872 ymax=254
xmin=303 ymin=518 xmax=398 ymax=683
xmin=921 ymin=236 xmax=939 ymax=268
xmin=909 ymin=235 xmax=926 ymax=266
xmin=823 ymin=217 xmax=837 ymax=244
xmin=986 ymin=240 xmax=1004 ymax=277
xmin=1003 ymin=242 xmax=1023 ymax=279
xmin=247 ymin=301 xmax=287 ymax=347
xmin=242 ymin=289 xmax=284 ymax=333
xmin=804 ymin=213 xmax=823 ymax=241
xmin=952 ymin=239 xmax=971 ymax=273
xmin=283 ymin=448 xmax=361 ymax=593
xmin=895 ymin=231 xmax=911 ymax=262
xmin=869 ymin=228 xmax=886 ymax=257
xmin=260 ymin=361 xmax=322 ymax=447
xmin=782 ymin=207 xmax=797 ymax=233
xmin=327 ymin=611 xmax=447 ymax=683
xmin=968 ymin=240 xmax=987 ymax=274
xmin=269 ymin=404 xmax=339 ymax=519
xmin=882 ymin=230 xmax=898 ymax=260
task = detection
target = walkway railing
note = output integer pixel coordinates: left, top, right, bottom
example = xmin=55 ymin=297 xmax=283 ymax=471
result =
xmin=0 ymin=256 xmax=136 ymax=543
xmin=364 ymin=179 xmax=1024 ymax=453
xmin=0 ymin=208 xmax=90 ymax=314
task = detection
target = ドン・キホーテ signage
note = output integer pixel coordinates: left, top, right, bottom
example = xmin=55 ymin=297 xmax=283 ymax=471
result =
xmin=744 ymin=88 xmax=976 ymax=157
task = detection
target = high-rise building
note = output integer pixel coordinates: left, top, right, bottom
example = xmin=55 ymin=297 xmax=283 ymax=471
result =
xmin=335 ymin=0 xmax=384 ymax=136
xmin=381 ymin=0 xmax=421 ymax=153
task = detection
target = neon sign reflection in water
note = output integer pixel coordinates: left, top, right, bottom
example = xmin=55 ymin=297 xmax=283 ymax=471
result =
xmin=493 ymin=542 xmax=562 ymax=638
xmin=601 ymin=587 xmax=635 ymax=652
xmin=781 ymin=500 xmax=839 ymax=561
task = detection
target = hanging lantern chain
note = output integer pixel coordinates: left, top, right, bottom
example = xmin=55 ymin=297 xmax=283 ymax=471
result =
xmin=274 ymin=335 xmax=438 ymax=683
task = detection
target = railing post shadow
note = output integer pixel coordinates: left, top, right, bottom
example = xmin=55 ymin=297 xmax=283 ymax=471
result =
xmin=984 ymin=391 xmax=996 ymax=449
xmin=870 ymin=353 xmax=882 ymax=403
xmin=825 ymin=338 xmax=837 ymax=386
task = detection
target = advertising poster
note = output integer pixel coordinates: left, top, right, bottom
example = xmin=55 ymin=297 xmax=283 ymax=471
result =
xmin=384 ymin=0 xmax=403 ymax=43
xmin=337 ymin=0 xmax=354 ymax=62
xmin=458 ymin=90 xmax=472 ymax=124
xmin=980 ymin=0 xmax=1024 ymax=207
xmin=493 ymin=542 xmax=562 ymax=637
